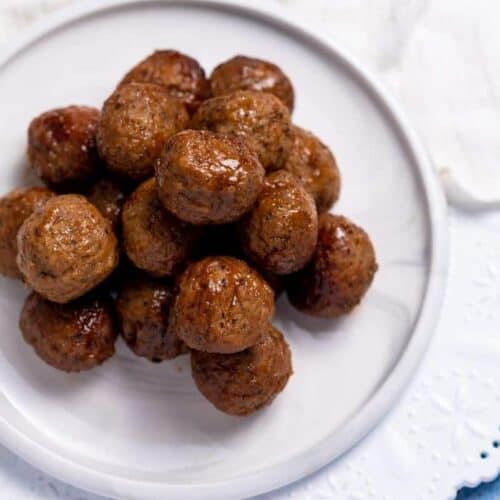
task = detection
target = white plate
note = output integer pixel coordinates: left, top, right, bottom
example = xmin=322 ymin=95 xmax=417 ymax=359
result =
xmin=0 ymin=1 xmax=448 ymax=498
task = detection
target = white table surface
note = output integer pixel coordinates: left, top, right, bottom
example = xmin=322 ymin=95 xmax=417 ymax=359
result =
xmin=1 ymin=1 xmax=499 ymax=499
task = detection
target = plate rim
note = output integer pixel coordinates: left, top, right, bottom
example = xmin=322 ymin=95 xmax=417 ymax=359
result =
xmin=0 ymin=1 xmax=449 ymax=498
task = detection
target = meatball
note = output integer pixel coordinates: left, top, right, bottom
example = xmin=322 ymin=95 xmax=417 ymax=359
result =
xmin=115 ymin=275 xmax=185 ymax=362
xmin=27 ymin=106 xmax=101 ymax=189
xmin=287 ymin=214 xmax=377 ymax=317
xmin=17 ymin=195 xmax=119 ymax=303
xmin=121 ymin=178 xmax=200 ymax=278
xmin=210 ymin=55 xmax=294 ymax=112
xmin=170 ymin=256 xmax=274 ymax=353
xmin=284 ymin=126 xmax=341 ymax=213
xmin=119 ymin=50 xmax=210 ymax=113
xmin=191 ymin=324 xmax=292 ymax=416
xmin=96 ymin=82 xmax=189 ymax=181
xmin=20 ymin=292 xmax=116 ymax=372
xmin=156 ymin=130 xmax=264 ymax=225
xmin=239 ymin=170 xmax=318 ymax=275
xmin=190 ymin=90 xmax=293 ymax=170
xmin=87 ymin=175 xmax=130 ymax=230
xmin=0 ymin=187 xmax=55 ymax=279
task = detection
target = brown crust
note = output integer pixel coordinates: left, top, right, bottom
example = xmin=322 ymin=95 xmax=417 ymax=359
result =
xmin=27 ymin=106 xmax=101 ymax=190
xmin=96 ymin=82 xmax=189 ymax=181
xmin=20 ymin=292 xmax=116 ymax=372
xmin=0 ymin=187 xmax=55 ymax=279
xmin=156 ymin=130 xmax=265 ymax=224
xmin=16 ymin=194 xmax=119 ymax=303
xmin=115 ymin=274 xmax=186 ymax=362
xmin=121 ymin=178 xmax=201 ymax=278
xmin=191 ymin=324 xmax=292 ymax=416
xmin=86 ymin=175 xmax=130 ymax=231
xmin=119 ymin=50 xmax=210 ymax=114
xmin=239 ymin=170 xmax=318 ymax=275
xmin=284 ymin=125 xmax=341 ymax=213
xmin=210 ymin=55 xmax=294 ymax=111
xmin=190 ymin=90 xmax=293 ymax=170
xmin=287 ymin=213 xmax=378 ymax=317
xmin=170 ymin=256 xmax=275 ymax=353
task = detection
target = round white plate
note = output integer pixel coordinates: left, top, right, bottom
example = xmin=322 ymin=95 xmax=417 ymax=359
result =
xmin=0 ymin=1 xmax=448 ymax=498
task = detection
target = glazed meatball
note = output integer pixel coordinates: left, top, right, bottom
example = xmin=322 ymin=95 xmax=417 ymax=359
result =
xmin=20 ymin=292 xmax=116 ymax=372
xmin=121 ymin=178 xmax=200 ymax=278
xmin=170 ymin=256 xmax=274 ymax=353
xmin=287 ymin=214 xmax=377 ymax=317
xmin=190 ymin=90 xmax=293 ymax=170
xmin=96 ymin=82 xmax=189 ymax=181
xmin=119 ymin=50 xmax=210 ymax=113
xmin=17 ymin=195 xmax=119 ymax=303
xmin=284 ymin=126 xmax=341 ymax=213
xmin=27 ymin=106 xmax=101 ymax=189
xmin=0 ymin=187 xmax=55 ymax=279
xmin=210 ymin=55 xmax=294 ymax=112
xmin=87 ymin=175 xmax=130 ymax=230
xmin=239 ymin=170 xmax=318 ymax=275
xmin=156 ymin=130 xmax=264 ymax=224
xmin=115 ymin=275 xmax=185 ymax=362
xmin=191 ymin=324 xmax=292 ymax=416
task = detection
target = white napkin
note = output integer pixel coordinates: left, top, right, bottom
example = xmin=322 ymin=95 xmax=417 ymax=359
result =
xmin=2 ymin=0 xmax=500 ymax=209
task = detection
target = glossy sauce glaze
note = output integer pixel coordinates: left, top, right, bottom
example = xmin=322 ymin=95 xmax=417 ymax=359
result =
xmin=156 ymin=129 xmax=264 ymax=224
xmin=170 ymin=256 xmax=275 ymax=353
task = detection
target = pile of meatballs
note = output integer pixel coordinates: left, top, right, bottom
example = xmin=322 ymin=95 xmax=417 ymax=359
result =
xmin=0 ymin=50 xmax=377 ymax=416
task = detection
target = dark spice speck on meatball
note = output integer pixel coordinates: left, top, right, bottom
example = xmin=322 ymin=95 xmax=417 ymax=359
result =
xmin=28 ymin=106 xmax=101 ymax=190
xmin=115 ymin=274 xmax=186 ymax=362
xmin=20 ymin=292 xmax=116 ymax=372
xmin=287 ymin=213 xmax=377 ymax=318
xmin=190 ymin=90 xmax=293 ymax=170
xmin=0 ymin=187 xmax=55 ymax=279
xmin=156 ymin=130 xmax=264 ymax=225
xmin=239 ymin=170 xmax=318 ymax=275
xmin=191 ymin=324 xmax=292 ymax=416
xmin=121 ymin=178 xmax=201 ymax=278
xmin=210 ymin=55 xmax=295 ymax=112
xmin=170 ymin=256 xmax=275 ymax=354
xmin=284 ymin=125 xmax=341 ymax=213
xmin=97 ymin=82 xmax=189 ymax=181
xmin=119 ymin=50 xmax=210 ymax=114
xmin=17 ymin=194 xmax=119 ymax=304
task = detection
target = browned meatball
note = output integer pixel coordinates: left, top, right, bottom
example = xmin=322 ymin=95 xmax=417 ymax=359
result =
xmin=86 ymin=175 xmax=130 ymax=230
xmin=210 ymin=55 xmax=294 ymax=112
xmin=284 ymin=126 xmax=341 ymax=213
xmin=170 ymin=256 xmax=274 ymax=353
xmin=287 ymin=214 xmax=377 ymax=317
xmin=119 ymin=50 xmax=210 ymax=113
xmin=190 ymin=90 xmax=293 ymax=170
xmin=96 ymin=83 xmax=189 ymax=181
xmin=239 ymin=170 xmax=318 ymax=275
xmin=20 ymin=292 xmax=116 ymax=372
xmin=0 ymin=187 xmax=55 ymax=279
xmin=115 ymin=275 xmax=185 ymax=362
xmin=17 ymin=195 xmax=119 ymax=304
xmin=27 ymin=106 xmax=101 ymax=189
xmin=191 ymin=324 xmax=292 ymax=416
xmin=156 ymin=130 xmax=264 ymax=224
xmin=122 ymin=178 xmax=200 ymax=278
